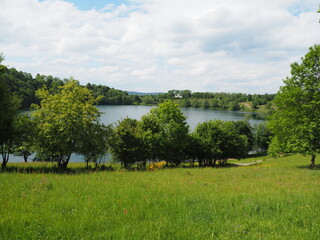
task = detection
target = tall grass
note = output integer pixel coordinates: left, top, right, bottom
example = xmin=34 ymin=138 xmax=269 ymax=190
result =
xmin=0 ymin=154 xmax=319 ymax=239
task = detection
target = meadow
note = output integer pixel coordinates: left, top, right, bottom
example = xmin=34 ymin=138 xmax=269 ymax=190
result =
xmin=1 ymin=155 xmax=320 ymax=239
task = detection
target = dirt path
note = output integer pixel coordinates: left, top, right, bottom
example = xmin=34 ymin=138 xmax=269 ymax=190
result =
xmin=233 ymin=160 xmax=263 ymax=166
xmin=241 ymin=102 xmax=252 ymax=109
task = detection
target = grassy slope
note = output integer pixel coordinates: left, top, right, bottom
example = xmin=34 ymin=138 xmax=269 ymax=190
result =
xmin=1 ymin=155 xmax=320 ymax=239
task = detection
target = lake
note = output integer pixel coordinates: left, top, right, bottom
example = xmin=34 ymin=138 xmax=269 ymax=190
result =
xmin=99 ymin=105 xmax=264 ymax=130
xmin=10 ymin=105 xmax=265 ymax=163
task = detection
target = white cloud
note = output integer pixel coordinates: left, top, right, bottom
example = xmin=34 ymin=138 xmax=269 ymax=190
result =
xmin=0 ymin=0 xmax=319 ymax=93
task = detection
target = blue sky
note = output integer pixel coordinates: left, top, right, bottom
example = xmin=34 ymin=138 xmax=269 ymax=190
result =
xmin=0 ymin=0 xmax=319 ymax=93
xmin=40 ymin=0 xmax=129 ymax=10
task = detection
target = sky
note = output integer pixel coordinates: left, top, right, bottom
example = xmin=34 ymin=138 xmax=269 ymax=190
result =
xmin=0 ymin=0 xmax=319 ymax=93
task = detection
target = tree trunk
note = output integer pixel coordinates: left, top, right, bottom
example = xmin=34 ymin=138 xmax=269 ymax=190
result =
xmin=213 ymin=159 xmax=217 ymax=167
xmin=23 ymin=155 xmax=28 ymax=163
xmin=1 ymin=151 xmax=9 ymax=169
xmin=310 ymin=154 xmax=316 ymax=168
xmin=58 ymin=161 xmax=69 ymax=170
xmin=1 ymin=161 xmax=7 ymax=169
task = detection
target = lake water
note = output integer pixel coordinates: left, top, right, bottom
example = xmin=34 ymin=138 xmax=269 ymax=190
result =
xmin=99 ymin=105 xmax=264 ymax=130
xmin=10 ymin=105 xmax=265 ymax=163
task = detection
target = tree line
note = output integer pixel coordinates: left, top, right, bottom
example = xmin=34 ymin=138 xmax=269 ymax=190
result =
xmin=0 ymin=74 xmax=270 ymax=170
xmin=0 ymin=63 xmax=136 ymax=109
xmin=0 ymin=61 xmax=275 ymax=112
xmin=132 ymin=90 xmax=275 ymax=110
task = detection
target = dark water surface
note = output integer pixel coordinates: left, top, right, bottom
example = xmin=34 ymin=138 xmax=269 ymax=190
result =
xmin=11 ymin=105 xmax=265 ymax=163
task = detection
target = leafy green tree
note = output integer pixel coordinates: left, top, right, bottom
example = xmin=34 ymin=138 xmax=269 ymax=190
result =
xmin=268 ymin=45 xmax=320 ymax=167
xmin=211 ymin=98 xmax=219 ymax=108
xmin=192 ymin=99 xmax=200 ymax=108
xmin=203 ymin=99 xmax=210 ymax=109
xmin=0 ymin=98 xmax=20 ymax=169
xmin=12 ymin=114 xmax=35 ymax=162
xmin=252 ymin=122 xmax=271 ymax=153
xmin=141 ymin=100 xmax=189 ymax=166
xmin=265 ymin=102 xmax=273 ymax=110
xmin=234 ymin=120 xmax=253 ymax=152
xmin=32 ymin=79 xmax=101 ymax=169
xmin=0 ymin=57 xmax=21 ymax=168
xmin=229 ymin=101 xmax=240 ymax=111
xmin=193 ymin=120 xmax=248 ymax=167
xmin=141 ymin=95 xmax=155 ymax=105
xmin=0 ymin=75 xmax=11 ymax=146
xmin=252 ymin=101 xmax=259 ymax=109
xmin=182 ymin=99 xmax=191 ymax=107
xmin=219 ymin=98 xmax=228 ymax=109
xmin=78 ymin=123 xmax=111 ymax=168
xmin=109 ymin=118 xmax=147 ymax=169
xmin=181 ymin=90 xmax=192 ymax=99
xmin=0 ymin=53 xmax=4 ymax=63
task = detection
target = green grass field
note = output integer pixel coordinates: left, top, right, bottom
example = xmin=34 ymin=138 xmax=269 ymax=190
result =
xmin=1 ymin=155 xmax=320 ymax=239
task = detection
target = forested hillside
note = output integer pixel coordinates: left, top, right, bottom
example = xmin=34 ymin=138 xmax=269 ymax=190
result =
xmin=1 ymin=66 xmax=135 ymax=108
xmin=1 ymin=64 xmax=275 ymax=111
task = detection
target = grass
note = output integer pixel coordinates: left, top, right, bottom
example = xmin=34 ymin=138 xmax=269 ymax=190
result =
xmin=1 ymin=155 xmax=320 ymax=239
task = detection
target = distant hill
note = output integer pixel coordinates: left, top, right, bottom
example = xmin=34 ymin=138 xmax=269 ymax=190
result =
xmin=127 ymin=91 xmax=164 ymax=96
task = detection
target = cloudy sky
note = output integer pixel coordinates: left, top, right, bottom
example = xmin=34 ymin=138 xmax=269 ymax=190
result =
xmin=0 ymin=0 xmax=319 ymax=93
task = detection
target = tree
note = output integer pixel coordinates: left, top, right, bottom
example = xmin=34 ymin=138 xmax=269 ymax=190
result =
xmin=203 ymin=99 xmax=210 ymax=109
xmin=229 ymin=101 xmax=240 ymax=111
xmin=141 ymin=100 xmax=189 ymax=166
xmin=193 ymin=120 xmax=248 ymax=167
xmin=181 ymin=99 xmax=191 ymax=107
xmin=181 ymin=90 xmax=192 ymax=99
xmin=234 ymin=120 xmax=253 ymax=152
xmin=268 ymin=45 xmax=320 ymax=167
xmin=0 ymin=56 xmax=21 ymax=168
xmin=0 ymin=97 xmax=20 ymax=169
xmin=211 ymin=98 xmax=219 ymax=108
xmin=78 ymin=122 xmax=111 ymax=168
xmin=252 ymin=101 xmax=259 ymax=109
xmin=32 ymin=79 xmax=101 ymax=170
xmin=252 ymin=122 xmax=271 ymax=153
xmin=192 ymin=99 xmax=200 ymax=108
xmin=109 ymin=118 xmax=147 ymax=169
xmin=12 ymin=114 xmax=35 ymax=162
xmin=0 ymin=53 xmax=4 ymax=63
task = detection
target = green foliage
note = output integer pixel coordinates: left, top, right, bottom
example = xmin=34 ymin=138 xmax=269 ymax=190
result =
xmin=193 ymin=120 xmax=248 ymax=166
xmin=268 ymin=45 xmax=320 ymax=167
xmin=192 ymin=99 xmax=200 ymax=108
xmin=229 ymin=101 xmax=240 ymax=111
xmin=109 ymin=118 xmax=148 ymax=169
xmin=0 ymin=53 xmax=4 ymax=63
xmin=141 ymin=95 xmax=156 ymax=105
xmin=32 ymin=80 xmax=101 ymax=169
xmin=211 ymin=98 xmax=219 ymax=108
xmin=252 ymin=122 xmax=271 ymax=153
xmin=234 ymin=120 xmax=254 ymax=151
xmin=141 ymin=100 xmax=189 ymax=165
xmin=252 ymin=100 xmax=259 ymax=109
xmin=12 ymin=114 xmax=36 ymax=162
xmin=0 ymin=75 xmax=11 ymax=145
xmin=203 ymin=99 xmax=210 ymax=108
xmin=78 ymin=122 xmax=111 ymax=168
xmin=0 ymin=64 xmax=21 ymax=168
xmin=0 ymin=65 xmax=136 ymax=109
xmin=180 ymin=99 xmax=191 ymax=107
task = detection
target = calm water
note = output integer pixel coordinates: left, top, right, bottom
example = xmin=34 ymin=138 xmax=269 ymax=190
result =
xmin=99 ymin=105 xmax=264 ymax=130
xmin=11 ymin=105 xmax=265 ymax=162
